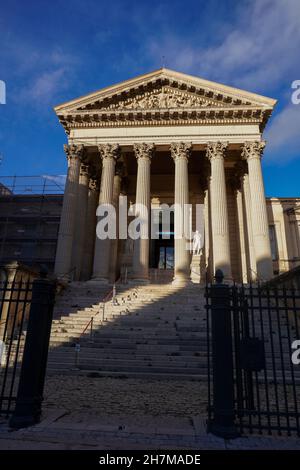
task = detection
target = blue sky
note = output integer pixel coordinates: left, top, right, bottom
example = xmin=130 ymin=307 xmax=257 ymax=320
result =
xmin=0 ymin=0 xmax=299 ymax=196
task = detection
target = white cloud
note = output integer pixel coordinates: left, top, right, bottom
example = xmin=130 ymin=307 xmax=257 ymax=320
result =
xmin=147 ymin=0 xmax=300 ymax=92
xmin=146 ymin=0 xmax=300 ymax=163
xmin=265 ymin=104 xmax=300 ymax=162
xmin=25 ymin=68 xmax=68 ymax=104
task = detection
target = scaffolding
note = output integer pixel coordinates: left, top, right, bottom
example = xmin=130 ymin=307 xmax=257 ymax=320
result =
xmin=0 ymin=176 xmax=65 ymax=270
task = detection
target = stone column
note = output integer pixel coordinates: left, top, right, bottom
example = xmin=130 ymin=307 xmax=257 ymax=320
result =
xmin=132 ymin=143 xmax=154 ymax=281
xmin=240 ymin=169 xmax=257 ymax=281
xmin=80 ymin=176 xmax=99 ymax=281
xmin=206 ymin=142 xmax=232 ymax=279
xmin=203 ymin=173 xmax=213 ymax=280
xmin=54 ymin=144 xmax=83 ymax=280
xmin=109 ymin=162 xmax=123 ymax=282
xmin=92 ymin=144 xmax=120 ymax=281
xmin=233 ymin=179 xmax=248 ymax=283
xmin=291 ymin=220 xmax=300 ymax=260
xmin=171 ymin=142 xmax=192 ymax=285
xmin=71 ymin=163 xmax=89 ymax=280
xmin=242 ymin=141 xmax=273 ymax=280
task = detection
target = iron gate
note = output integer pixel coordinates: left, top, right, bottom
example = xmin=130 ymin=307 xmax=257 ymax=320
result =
xmin=0 ymin=278 xmax=32 ymax=415
xmin=206 ymin=271 xmax=300 ymax=437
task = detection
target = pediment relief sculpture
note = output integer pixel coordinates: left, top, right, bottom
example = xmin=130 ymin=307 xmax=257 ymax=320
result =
xmin=89 ymin=87 xmax=225 ymax=111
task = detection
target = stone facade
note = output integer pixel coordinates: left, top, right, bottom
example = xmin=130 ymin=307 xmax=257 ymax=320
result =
xmin=52 ymin=68 xmax=300 ymax=283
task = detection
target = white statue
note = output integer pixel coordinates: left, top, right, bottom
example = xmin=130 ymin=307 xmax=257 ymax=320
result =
xmin=192 ymin=230 xmax=202 ymax=256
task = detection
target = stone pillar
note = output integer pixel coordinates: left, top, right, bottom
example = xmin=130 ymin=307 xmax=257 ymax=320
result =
xmin=242 ymin=141 xmax=273 ymax=280
xmin=80 ymin=177 xmax=99 ymax=281
xmin=233 ymin=180 xmax=248 ymax=283
xmin=54 ymin=144 xmax=83 ymax=280
xmin=92 ymin=144 xmax=120 ymax=282
xmin=132 ymin=143 xmax=154 ymax=281
xmin=109 ymin=162 xmax=123 ymax=282
xmin=171 ymin=142 xmax=192 ymax=285
xmin=291 ymin=220 xmax=300 ymax=260
xmin=203 ymin=174 xmax=213 ymax=280
xmin=240 ymin=170 xmax=257 ymax=281
xmin=206 ymin=142 xmax=232 ymax=279
xmin=72 ymin=163 xmax=89 ymax=280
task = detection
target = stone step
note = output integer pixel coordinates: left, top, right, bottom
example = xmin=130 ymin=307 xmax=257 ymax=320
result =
xmin=47 ymin=356 xmax=206 ymax=367
xmin=49 ymin=331 xmax=207 ymax=341
xmin=45 ymin=368 xmax=207 ymax=380
xmin=46 ymin=361 xmax=204 ymax=374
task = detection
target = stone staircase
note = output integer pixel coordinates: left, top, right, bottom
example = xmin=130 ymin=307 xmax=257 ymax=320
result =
xmin=47 ymin=281 xmax=207 ymax=380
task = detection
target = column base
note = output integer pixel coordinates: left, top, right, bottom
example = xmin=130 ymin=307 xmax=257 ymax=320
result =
xmin=172 ymin=276 xmax=191 ymax=287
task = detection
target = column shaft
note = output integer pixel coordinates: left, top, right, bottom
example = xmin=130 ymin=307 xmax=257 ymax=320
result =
xmin=204 ymin=175 xmax=214 ymax=280
xmin=132 ymin=144 xmax=154 ymax=281
xmin=109 ymin=168 xmax=123 ymax=282
xmin=242 ymin=142 xmax=273 ymax=280
xmin=241 ymin=171 xmax=257 ymax=281
xmin=80 ymin=177 xmax=99 ymax=280
xmin=71 ymin=163 xmax=89 ymax=280
xmin=235 ymin=187 xmax=248 ymax=283
xmin=54 ymin=144 xmax=83 ymax=279
xmin=291 ymin=221 xmax=300 ymax=259
xmin=92 ymin=144 xmax=119 ymax=281
xmin=207 ymin=142 xmax=232 ymax=279
xmin=171 ymin=142 xmax=192 ymax=285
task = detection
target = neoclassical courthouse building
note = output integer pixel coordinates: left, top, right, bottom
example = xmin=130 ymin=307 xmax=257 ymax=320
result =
xmin=53 ymin=68 xmax=300 ymax=285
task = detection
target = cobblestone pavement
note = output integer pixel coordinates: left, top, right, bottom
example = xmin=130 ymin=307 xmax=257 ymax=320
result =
xmin=0 ymin=375 xmax=300 ymax=450
xmin=43 ymin=374 xmax=208 ymax=417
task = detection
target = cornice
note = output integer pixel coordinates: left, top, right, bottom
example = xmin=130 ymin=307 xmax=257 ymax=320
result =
xmin=54 ymin=68 xmax=276 ymax=113
xmin=58 ymin=108 xmax=271 ymax=135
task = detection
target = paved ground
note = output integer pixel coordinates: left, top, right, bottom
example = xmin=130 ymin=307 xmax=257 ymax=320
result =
xmin=0 ymin=375 xmax=300 ymax=450
xmin=43 ymin=375 xmax=208 ymax=417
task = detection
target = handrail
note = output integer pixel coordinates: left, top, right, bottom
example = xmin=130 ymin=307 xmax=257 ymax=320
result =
xmin=78 ymin=277 xmax=121 ymax=341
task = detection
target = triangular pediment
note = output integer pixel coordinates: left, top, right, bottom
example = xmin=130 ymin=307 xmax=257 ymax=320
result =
xmin=79 ymin=85 xmax=228 ymax=111
xmin=55 ymin=68 xmax=276 ymax=114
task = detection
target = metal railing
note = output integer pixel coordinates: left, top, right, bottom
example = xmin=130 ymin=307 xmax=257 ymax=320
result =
xmin=0 ymin=279 xmax=33 ymax=415
xmin=206 ymin=270 xmax=300 ymax=437
xmin=77 ymin=280 xmax=121 ymax=344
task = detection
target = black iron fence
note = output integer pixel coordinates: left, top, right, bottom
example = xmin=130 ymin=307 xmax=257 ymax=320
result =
xmin=0 ymin=271 xmax=56 ymax=427
xmin=0 ymin=279 xmax=32 ymax=415
xmin=206 ymin=270 xmax=300 ymax=438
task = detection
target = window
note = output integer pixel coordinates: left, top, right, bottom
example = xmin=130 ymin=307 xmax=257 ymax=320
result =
xmin=269 ymin=225 xmax=278 ymax=261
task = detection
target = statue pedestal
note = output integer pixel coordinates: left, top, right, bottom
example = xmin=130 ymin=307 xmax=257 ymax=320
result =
xmin=190 ymin=253 xmax=201 ymax=283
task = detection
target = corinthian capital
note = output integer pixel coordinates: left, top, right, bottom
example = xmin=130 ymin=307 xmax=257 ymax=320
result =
xmin=170 ymin=142 xmax=192 ymax=162
xmin=241 ymin=141 xmax=266 ymax=161
xmin=133 ymin=143 xmax=155 ymax=160
xmin=206 ymin=142 xmax=228 ymax=161
xmin=64 ymin=144 xmax=84 ymax=162
xmin=98 ymin=143 xmax=120 ymax=160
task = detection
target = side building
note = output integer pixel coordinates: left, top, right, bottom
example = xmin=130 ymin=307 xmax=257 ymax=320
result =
xmin=0 ymin=177 xmax=63 ymax=279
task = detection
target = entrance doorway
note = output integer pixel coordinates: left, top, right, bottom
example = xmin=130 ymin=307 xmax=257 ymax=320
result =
xmin=150 ymin=209 xmax=174 ymax=270
xmin=158 ymin=245 xmax=174 ymax=269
